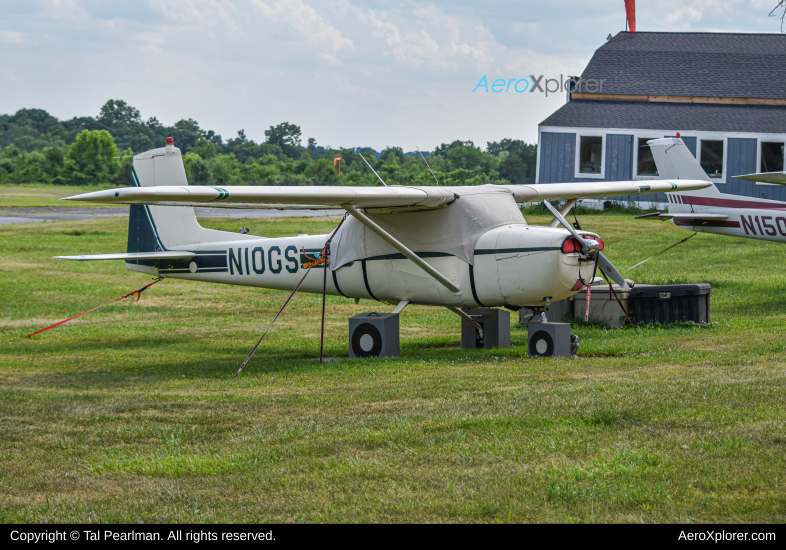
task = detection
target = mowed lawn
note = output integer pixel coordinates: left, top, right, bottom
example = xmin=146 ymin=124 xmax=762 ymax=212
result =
xmin=0 ymin=184 xmax=120 ymax=208
xmin=0 ymin=209 xmax=785 ymax=523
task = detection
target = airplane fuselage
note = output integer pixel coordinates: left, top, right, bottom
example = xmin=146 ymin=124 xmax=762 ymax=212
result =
xmin=666 ymin=192 xmax=786 ymax=243
xmin=127 ymin=223 xmax=592 ymax=309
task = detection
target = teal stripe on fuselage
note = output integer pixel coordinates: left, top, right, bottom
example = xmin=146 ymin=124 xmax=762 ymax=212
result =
xmin=474 ymin=247 xmax=559 ymax=255
xmin=364 ymin=251 xmax=454 ymax=261
xmin=360 ymin=247 xmax=559 ymax=262
xmin=160 ymin=268 xmax=229 ymax=274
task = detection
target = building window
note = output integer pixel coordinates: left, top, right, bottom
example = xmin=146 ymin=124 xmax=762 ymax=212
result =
xmin=636 ymin=138 xmax=659 ymax=177
xmin=578 ymin=135 xmax=603 ymax=175
xmin=761 ymin=142 xmax=784 ymax=173
xmin=699 ymin=139 xmax=724 ymax=179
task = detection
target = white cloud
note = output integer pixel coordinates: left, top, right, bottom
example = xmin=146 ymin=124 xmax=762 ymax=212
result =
xmin=665 ymin=8 xmax=704 ymax=27
xmin=360 ymin=6 xmax=494 ymax=70
xmin=149 ymin=0 xmax=240 ymax=28
xmin=252 ymin=0 xmax=353 ymax=64
xmin=0 ymin=1 xmax=783 ymax=150
xmin=0 ymin=31 xmax=26 ymax=44
xmin=137 ymin=32 xmax=164 ymax=55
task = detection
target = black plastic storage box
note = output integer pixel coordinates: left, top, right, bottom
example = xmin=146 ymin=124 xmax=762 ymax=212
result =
xmin=630 ymin=284 xmax=712 ymax=325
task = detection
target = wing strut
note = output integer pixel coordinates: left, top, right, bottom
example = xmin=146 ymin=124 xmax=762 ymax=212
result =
xmin=342 ymin=204 xmax=460 ymax=294
xmin=547 ymin=199 xmax=578 ymax=228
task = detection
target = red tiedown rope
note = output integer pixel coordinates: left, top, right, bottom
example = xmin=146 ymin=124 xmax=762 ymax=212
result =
xmin=24 ymin=278 xmax=162 ymax=338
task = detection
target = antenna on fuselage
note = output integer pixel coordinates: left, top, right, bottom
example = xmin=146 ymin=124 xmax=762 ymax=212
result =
xmin=416 ymin=146 xmax=439 ymax=186
xmin=356 ymin=150 xmax=388 ymax=187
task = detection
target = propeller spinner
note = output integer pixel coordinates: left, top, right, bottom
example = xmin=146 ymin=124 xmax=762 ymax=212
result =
xmin=543 ymin=201 xmax=630 ymax=292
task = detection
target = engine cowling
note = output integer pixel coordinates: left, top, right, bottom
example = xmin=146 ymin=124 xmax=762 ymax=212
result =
xmin=471 ymin=224 xmax=592 ymax=307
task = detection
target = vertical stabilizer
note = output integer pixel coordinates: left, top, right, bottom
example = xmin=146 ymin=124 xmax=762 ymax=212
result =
xmin=648 ymin=137 xmax=720 ymax=198
xmin=126 ymin=139 xmax=252 ymax=255
xmin=128 ymin=141 xmax=205 ymax=252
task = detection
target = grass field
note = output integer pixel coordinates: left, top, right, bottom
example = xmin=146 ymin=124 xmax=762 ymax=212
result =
xmin=1 ymin=209 xmax=785 ymax=523
xmin=0 ymin=184 xmax=119 ymax=208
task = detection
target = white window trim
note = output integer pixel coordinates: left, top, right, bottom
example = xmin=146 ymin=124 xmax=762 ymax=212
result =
xmin=633 ymin=134 xmax=670 ymax=180
xmin=697 ymin=136 xmax=728 ymax=184
xmin=535 ymin=127 xmax=542 ymax=184
xmin=574 ymin=133 xmax=606 ymax=179
xmin=538 ymin=125 xmax=786 ymax=185
xmin=755 ymin=136 xmax=786 ymax=186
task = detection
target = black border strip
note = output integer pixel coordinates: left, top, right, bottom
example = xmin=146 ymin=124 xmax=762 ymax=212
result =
xmin=332 ymin=269 xmax=348 ymax=298
xmin=468 ymin=264 xmax=488 ymax=307
xmin=361 ymin=260 xmax=379 ymax=301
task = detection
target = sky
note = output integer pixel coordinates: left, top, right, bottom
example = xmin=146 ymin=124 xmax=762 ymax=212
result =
xmin=1 ymin=0 xmax=783 ymax=151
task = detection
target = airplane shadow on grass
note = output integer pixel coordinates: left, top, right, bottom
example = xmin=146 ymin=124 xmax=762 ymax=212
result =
xmin=19 ymin=331 xmax=541 ymax=382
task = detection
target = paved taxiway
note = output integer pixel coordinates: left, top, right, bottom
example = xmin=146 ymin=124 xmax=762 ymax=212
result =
xmin=0 ymin=207 xmax=345 ymax=225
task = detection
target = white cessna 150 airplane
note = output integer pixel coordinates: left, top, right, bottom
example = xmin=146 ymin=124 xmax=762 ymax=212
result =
xmin=638 ymin=137 xmax=786 ymax=243
xmin=57 ymin=138 xmax=708 ymax=332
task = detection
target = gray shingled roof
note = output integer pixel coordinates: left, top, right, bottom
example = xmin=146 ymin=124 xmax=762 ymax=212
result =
xmin=580 ymin=32 xmax=786 ymax=99
xmin=540 ymin=100 xmax=786 ymax=133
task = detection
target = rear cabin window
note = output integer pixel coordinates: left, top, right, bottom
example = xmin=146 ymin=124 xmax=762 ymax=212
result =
xmin=578 ymin=136 xmax=603 ymax=175
xmin=761 ymin=142 xmax=785 ymax=173
xmin=637 ymin=138 xmax=659 ymax=176
xmin=700 ymin=139 xmax=724 ymax=179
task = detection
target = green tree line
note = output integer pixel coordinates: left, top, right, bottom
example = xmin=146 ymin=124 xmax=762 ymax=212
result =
xmin=0 ymin=100 xmax=537 ymax=187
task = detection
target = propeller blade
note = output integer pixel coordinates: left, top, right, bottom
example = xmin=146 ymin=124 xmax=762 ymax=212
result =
xmin=585 ymin=255 xmax=599 ymax=322
xmin=542 ymin=201 xmax=627 ymax=292
xmin=543 ymin=201 xmax=589 ymax=252
xmin=596 ymin=252 xmax=630 ymax=292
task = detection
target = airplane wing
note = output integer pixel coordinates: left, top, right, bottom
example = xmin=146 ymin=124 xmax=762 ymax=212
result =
xmin=635 ymin=212 xmax=729 ymax=221
xmin=62 ymin=186 xmax=460 ymax=209
xmin=737 ymin=172 xmax=786 ymax=185
xmin=503 ymin=180 xmax=709 ymax=202
xmin=62 ymin=180 xmax=711 ymax=209
xmin=54 ymin=251 xmax=197 ymax=261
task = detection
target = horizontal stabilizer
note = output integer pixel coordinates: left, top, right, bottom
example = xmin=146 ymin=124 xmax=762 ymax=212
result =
xmin=55 ymin=251 xmax=197 ymax=261
xmin=635 ymin=212 xmax=728 ymax=221
xmin=737 ymin=172 xmax=786 ymax=185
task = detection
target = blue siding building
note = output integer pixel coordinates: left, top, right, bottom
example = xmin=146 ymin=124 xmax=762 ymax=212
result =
xmin=536 ymin=32 xmax=786 ymax=205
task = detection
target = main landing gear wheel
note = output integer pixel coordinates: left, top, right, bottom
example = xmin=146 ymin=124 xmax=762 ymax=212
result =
xmin=351 ymin=322 xmax=383 ymax=357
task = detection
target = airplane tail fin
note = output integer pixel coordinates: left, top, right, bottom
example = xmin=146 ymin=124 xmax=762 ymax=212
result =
xmin=648 ymin=137 xmax=721 ymax=197
xmin=127 ymin=140 xmax=242 ymax=254
xmin=128 ymin=141 xmax=204 ymax=253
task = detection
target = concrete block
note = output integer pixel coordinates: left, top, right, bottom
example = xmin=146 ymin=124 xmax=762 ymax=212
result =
xmin=461 ymin=308 xmax=510 ymax=349
xmin=528 ymin=322 xmax=572 ymax=357
xmin=349 ymin=312 xmax=399 ymax=358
